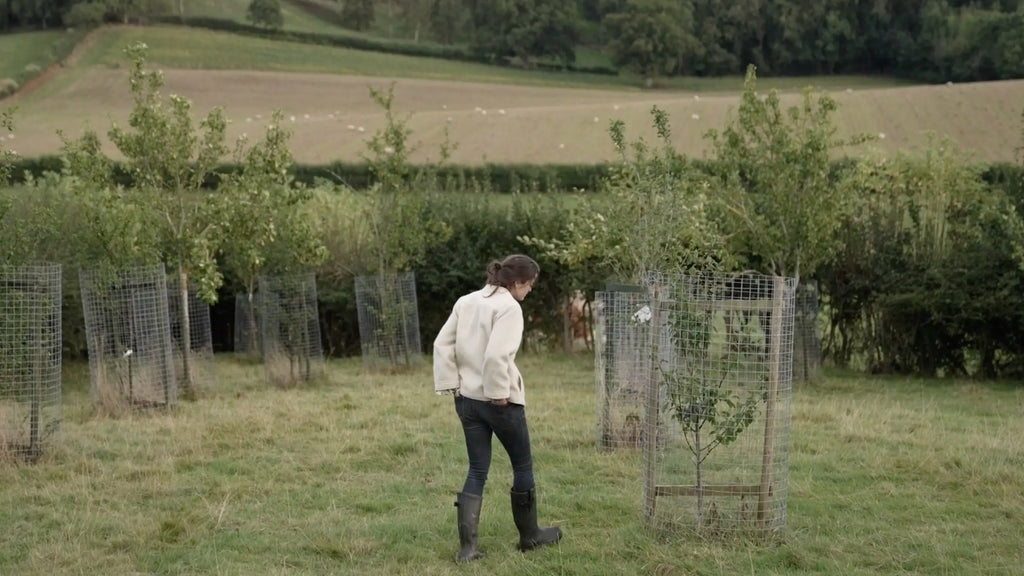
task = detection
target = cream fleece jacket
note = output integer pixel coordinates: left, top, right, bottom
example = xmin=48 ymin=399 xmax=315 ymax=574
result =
xmin=433 ymin=285 xmax=526 ymax=405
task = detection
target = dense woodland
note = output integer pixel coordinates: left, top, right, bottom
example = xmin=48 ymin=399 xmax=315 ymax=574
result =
xmin=3 ymin=0 xmax=1024 ymax=82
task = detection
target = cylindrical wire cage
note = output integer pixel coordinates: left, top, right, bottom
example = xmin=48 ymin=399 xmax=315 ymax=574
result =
xmin=638 ymin=273 xmax=796 ymax=537
xmin=166 ymin=279 xmax=215 ymax=396
xmin=793 ymin=280 xmax=822 ymax=382
xmin=594 ymin=289 xmax=653 ymax=450
xmin=258 ymin=273 xmax=324 ymax=386
xmin=354 ymin=271 xmax=422 ymax=372
xmin=80 ymin=265 xmax=176 ymax=412
xmin=233 ymin=292 xmax=261 ymax=358
xmin=0 ymin=263 xmax=62 ymax=463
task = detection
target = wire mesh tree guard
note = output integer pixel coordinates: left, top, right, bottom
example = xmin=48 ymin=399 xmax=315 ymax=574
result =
xmin=166 ymin=281 xmax=215 ymax=396
xmin=354 ymin=271 xmax=422 ymax=372
xmin=80 ymin=265 xmax=176 ymax=412
xmin=594 ymin=288 xmax=653 ymax=450
xmin=793 ymin=280 xmax=822 ymax=382
xmin=258 ymin=273 xmax=324 ymax=385
xmin=603 ymin=273 xmax=796 ymax=537
xmin=0 ymin=263 xmax=62 ymax=463
xmin=234 ymin=292 xmax=261 ymax=358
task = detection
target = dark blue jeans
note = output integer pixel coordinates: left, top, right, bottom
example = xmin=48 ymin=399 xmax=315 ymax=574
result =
xmin=455 ymin=396 xmax=535 ymax=496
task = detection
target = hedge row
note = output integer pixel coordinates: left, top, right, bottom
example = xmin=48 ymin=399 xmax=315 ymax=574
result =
xmin=12 ymin=155 xmax=1022 ymax=197
xmin=151 ymin=16 xmax=620 ymax=76
xmin=8 ymin=155 xmax=617 ymax=192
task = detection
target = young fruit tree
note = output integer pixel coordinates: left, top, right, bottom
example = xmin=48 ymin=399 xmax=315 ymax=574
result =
xmin=705 ymin=64 xmax=865 ymax=282
xmin=523 ymin=106 xmax=729 ymax=284
xmin=103 ymin=42 xmax=235 ymax=398
xmin=217 ymin=111 xmax=327 ymax=358
xmin=354 ymin=84 xmax=451 ymax=370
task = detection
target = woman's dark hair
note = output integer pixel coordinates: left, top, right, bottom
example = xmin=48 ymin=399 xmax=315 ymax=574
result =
xmin=486 ymin=254 xmax=539 ymax=291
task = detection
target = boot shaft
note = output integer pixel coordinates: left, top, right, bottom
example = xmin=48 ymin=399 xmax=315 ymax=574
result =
xmin=455 ymin=492 xmax=484 ymax=562
xmin=510 ymin=489 xmax=539 ymax=532
xmin=510 ymin=488 xmax=562 ymax=551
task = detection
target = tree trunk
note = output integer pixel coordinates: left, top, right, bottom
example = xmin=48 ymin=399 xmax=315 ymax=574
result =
xmin=246 ymin=288 xmax=259 ymax=357
xmin=756 ymin=275 xmax=784 ymax=532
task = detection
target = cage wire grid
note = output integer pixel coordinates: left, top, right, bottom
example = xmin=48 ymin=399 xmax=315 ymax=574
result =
xmin=598 ymin=273 xmax=796 ymax=536
xmin=793 ymin=280 xmax=822 ymax=382
xmin=234 ymin=292 xmax=261 ymax=358
xmin=258 ymin=273 xmax=324 ymax=385
xmin=0 ymin=263 xmax=62 ymax=462
xmin=354 ymin=272 xmax=422 ymax=371
xmin=594 ymin=289 xmax=653 ymax=450
xmin=80 ymin=265 xmax=176 ymax=411
xmin=166 ymin=280 xmax=215 ymax=395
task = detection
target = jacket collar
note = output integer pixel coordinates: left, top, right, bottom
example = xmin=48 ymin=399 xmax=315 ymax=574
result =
xmin=482 ymin=284 xmax=511 ymax=297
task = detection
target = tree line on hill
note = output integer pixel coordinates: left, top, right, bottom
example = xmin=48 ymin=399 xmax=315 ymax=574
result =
xmin=3 ymin=0 xmax=1024 ymax=83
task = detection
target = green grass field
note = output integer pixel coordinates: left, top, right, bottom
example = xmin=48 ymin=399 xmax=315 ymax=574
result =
xmin=0 ymin=29 xmax=72 ymax=80
xmin=41 ymin=25 xmax=913 ymax=93
xmin=178 ymin=0 xmax=389 ymax=40
xmin=177 ymin=0 xmax=454 ymax=47
xmin=1 ymin=354 xmax=1020 ymax=575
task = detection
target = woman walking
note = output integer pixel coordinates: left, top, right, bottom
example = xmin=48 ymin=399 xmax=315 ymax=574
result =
xmin=433 ymin=254 xmax=563 ymax=562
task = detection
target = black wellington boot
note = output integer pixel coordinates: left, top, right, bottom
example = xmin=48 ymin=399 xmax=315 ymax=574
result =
xmin=510 ymin=488 xmax=562 ymax=551
xmin=455 ymin=492 xmax=484 ymax=562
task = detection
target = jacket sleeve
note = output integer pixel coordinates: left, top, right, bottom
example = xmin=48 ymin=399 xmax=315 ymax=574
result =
xmin=433 ymin=308 xmax=460 ymax=393
xmin=482 ymin=304 xmax=524 ymax=400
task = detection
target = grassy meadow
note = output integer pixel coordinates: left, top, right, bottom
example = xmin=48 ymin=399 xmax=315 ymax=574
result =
xmin=181 ymin=0 xmax=359 ymax=37
xmin=0 ymin=30 xmax=71 ymax=80
xmin=1 ymin=353 xmax=1021 ymax=575
xmin=68 ymin=25 xmax=913 ymax=93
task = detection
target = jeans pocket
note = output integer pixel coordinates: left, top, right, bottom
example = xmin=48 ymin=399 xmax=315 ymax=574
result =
xmin=499 ymin=403 xmax=524 ymax=425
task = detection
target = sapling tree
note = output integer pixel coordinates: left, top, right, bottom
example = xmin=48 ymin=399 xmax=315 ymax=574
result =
xmin=706 ymin=65 xmax=865 ymax=282
xmin=525 ymin=108 xmax=753 ymax=525
xmin=218 ymin=111 xmax=327 ymax=357
xmin=356 ymin=84 xmax=452 ymax=369
xmin=662 ymin=277 xmax=762 ymax=525
xmin=58 ymin=129 xmax=163 ymax=271
xmin=523 ymin=106 xmax=729 ymax=285
xmin=362 ymin=83 xmax=452 ymax=275
xmin=98 ymin=42 xmax=231 ymax=397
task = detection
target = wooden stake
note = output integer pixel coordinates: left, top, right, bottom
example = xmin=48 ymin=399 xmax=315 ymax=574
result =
xmin=642 ymin=284 xmax=662 ymax=528
xmin=757 ymin=276 xmax=785 ymax=530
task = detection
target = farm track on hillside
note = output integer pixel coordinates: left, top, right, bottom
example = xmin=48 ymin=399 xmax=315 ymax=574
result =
xmin=5 ymin=27 xmax=104 ymax=104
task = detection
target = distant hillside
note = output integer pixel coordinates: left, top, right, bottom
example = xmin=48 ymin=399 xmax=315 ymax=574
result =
xmin=7 ymin=0 xmax=1024 ymax=83
xmin=3 ymin=26 xmax=1022 ymax=166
